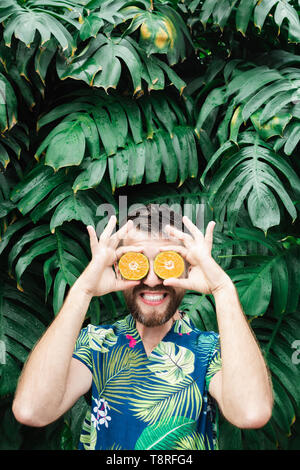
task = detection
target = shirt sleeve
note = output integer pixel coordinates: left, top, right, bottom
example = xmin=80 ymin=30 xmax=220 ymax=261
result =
xmin=72 ymin=326 xmax=93 ymax=372
xmin=205 ymin=335 xmax=222 ymax=390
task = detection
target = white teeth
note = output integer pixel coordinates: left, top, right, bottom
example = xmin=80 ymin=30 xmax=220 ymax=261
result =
xmin=142 ymin=294 xmax=165 ymax=301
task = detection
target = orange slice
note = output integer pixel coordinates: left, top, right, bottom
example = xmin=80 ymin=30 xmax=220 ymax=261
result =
xmin=118 ymin=252 xmax=149 ymax=280
xmin=154 ymin=251 xmax=185 ymax=279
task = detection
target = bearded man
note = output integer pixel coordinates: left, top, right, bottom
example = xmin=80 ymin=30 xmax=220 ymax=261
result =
xmin=12 ymin=204 xmax=273 ymax=450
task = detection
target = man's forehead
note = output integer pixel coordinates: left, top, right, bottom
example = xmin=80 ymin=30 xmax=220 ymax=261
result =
xmin=120 ymin=227 xmax=182 ymax=246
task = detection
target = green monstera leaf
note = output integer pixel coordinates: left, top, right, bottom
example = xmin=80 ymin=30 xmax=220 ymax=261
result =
xmin=0 ymin=0 xmax=81 ymax=52
xmin=188 ymin=0 xmax=300 ymax=42
xmin=200 ymin=131 xmax=299 ymax=234
xmin=121 ymin=1 xmax=193 ymax=65
xmin=79 ymin=410 xmax=98 ymax=451
xmin=129 ymin=374 xmax=202 ymax=426
xmin=88 ymin=326 xmax=118 ymax=353
xmin=134 ymin=416 xmax=197 ymax=450
xmin=147 ymin=342 xmax=195 ymax=384
xmin=0 ymin=0 xmax=300 ymax=453
xmin=174 ymin=430 xmax=206 ymax=450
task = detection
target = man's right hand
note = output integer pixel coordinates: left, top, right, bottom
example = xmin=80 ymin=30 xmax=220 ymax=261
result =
xmin=75 ymin=215 xmax=142 ymax=298
xmin=13 ymin=215 xmax=142 ymax=427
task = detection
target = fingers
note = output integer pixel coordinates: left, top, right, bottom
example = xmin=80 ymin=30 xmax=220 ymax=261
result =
xmin=99 ymin=215 xmax=117 ymax=241
xmin=182 ymin=215 xmax=204 ymax=241
xmin=158 ymin=245 xmax=187 ymax=257
xmin=204 ymin=221 xmax=216 ymax=253
xmin=115 ymin=245 xmax=144 ymax=260
xmin=164 ymin=224 xmax=193 ymax=245
xmin=86 ymin=216 xmax=118 ymax=255
xmin=86 ymin=225 xmax=98 ymax=256
xmin=87 ymin=217 xmax=134 ymax=255
xmin=165 ymin=216 xmax=201 ymax=243
xmin=162 ymin=277 xmax=191 ymax=289
xmin=110 ymin=219 xmax=134 ymax=248
xmin=113 ymin=279 xmax=141 ymax=292
xmin=166 ymin=218 xmax=216 ymax=254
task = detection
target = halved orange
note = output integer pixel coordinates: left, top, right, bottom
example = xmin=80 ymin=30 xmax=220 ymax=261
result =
xmin=154 ymin=251 xmax=185 ymax=279
xmin=118 ymin=252 xmax=149 ymax=280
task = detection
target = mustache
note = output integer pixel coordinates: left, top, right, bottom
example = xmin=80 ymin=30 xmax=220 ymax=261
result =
xmin=133 ymin=283 xmax=175 ymax=295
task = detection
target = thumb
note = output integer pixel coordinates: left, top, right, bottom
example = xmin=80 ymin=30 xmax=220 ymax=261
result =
xmin=163 ymin=278 xmax=190 ymax=289
xmin=114 ymin=279 xmax=140 ymax=292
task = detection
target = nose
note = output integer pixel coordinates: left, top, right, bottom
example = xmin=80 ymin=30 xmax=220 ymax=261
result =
xmin=142 ymin=261 xmax=163 ymax=287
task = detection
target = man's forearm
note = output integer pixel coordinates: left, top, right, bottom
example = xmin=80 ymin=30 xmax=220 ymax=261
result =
xmin=12 ymin=280 xmax=92 ymax=421
xmin=213 ymin=281 xmax=273 ymax=426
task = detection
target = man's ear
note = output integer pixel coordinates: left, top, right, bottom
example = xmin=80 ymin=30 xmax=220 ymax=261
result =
xmin=186 ymin=261 xmax=192 ymax=276
xmin=181 ymin=261 xmax=191 ymax=279
xmin=113 ymin=261 xmax=121 ymax=278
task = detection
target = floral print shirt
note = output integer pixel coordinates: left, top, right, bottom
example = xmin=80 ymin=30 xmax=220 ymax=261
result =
xmin=72 ymin=312 xmax=222 ymax=450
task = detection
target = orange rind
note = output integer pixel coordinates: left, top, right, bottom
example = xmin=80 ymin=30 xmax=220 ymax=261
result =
xmin=154 ymin=251 xmax=185 ymax=279
xmin=118 ymin=252 xmax=149 ymax=280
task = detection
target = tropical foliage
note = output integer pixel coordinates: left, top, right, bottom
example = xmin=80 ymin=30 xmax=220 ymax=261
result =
xmin=0 ymin=0 xmax=300 ymax=450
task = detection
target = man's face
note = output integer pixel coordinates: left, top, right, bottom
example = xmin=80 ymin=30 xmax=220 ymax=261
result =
xmin=116 ymin=227 xmax=188 ymax=327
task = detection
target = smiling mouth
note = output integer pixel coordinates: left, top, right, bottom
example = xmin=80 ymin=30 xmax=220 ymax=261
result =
xmin=138 ymin=292 xmax=169 ymax=305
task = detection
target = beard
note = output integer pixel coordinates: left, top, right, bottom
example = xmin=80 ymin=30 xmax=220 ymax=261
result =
xmin=123 ymin=283 xmax=186 ymax=327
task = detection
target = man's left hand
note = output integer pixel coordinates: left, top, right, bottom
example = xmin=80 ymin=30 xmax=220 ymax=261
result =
xmin=160 ymin=216 xmax=233 ymax=296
